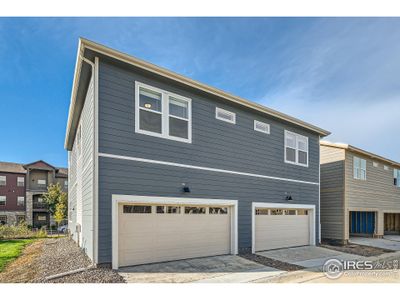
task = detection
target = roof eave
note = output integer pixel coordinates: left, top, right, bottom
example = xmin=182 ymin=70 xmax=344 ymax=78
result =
xmin=64 ymin=38 xmax=330 ymax=150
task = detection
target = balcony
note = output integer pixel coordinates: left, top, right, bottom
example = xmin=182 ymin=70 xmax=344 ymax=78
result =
xmin=33 ymin=201 xmax=48 ymax=210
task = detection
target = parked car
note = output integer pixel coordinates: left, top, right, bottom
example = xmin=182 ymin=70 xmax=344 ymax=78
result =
xmin=58 ymin=224 xmax=68 ymax=233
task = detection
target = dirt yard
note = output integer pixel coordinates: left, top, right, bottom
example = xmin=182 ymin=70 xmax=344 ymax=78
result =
xmin=0 ymin=237 xmax=125 ymax=283
xmin=239 ymin=253 xmax=304 ymax=271
xmin=321 ymin=242 xmax=394 ymax=257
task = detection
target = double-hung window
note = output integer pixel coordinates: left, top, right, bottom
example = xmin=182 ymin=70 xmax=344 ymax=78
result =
xmin=353 ymin=156 xmax=367 ymax=180
xmin=284 ymin=130 xmax=309 ymax=167
xmin=0 ymin=176 xmax=6 ymax=186
xmin=394 ymin=169 xmax=400 ymax=187
xmin=17 ymin=177 xmax=25 ymax=187
xmin=135 ymin=82 xmax=191 ymax=143
xmin=0 ymin=196 xmax=6 ymax=206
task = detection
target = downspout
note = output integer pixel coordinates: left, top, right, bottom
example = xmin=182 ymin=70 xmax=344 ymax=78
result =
xmin=80 ymin=56 xmax=97 ymax=266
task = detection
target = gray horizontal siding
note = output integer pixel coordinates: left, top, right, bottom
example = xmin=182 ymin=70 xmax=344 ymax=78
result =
xmin=97 ymin=156 xmax=320 ymax=263
xmin=98 ymin=61 xmax=320 ymax=184
xmin=320 ymin=146 xmax=345 ymax=240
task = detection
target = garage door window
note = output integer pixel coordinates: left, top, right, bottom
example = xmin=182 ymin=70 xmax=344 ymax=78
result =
xmin=156 ymin=206 xmax=181 ymax=214
xmin=209 ymin=207 xmax=228 ymax=214
xmin=270 ymin=209 xmax=284 ymax=215
xmin=255 ymin=208 xmax=269 ymax=215
xmin=284 ymin=210 xmax=296 ymax=215
xmin=185 ymin=207 xmax=206 ymax=214
xmin=297 ymin=210 xmax=308 ymax=215
xmin=123 ymin=205 xmax=152 ymax=214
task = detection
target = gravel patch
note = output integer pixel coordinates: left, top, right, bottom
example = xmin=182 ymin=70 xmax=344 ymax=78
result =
xmin=239 ymin=253 xmax=304 ymax=271
xmin=321 ymin=243 xmax=394 ymax=257
xmin=34 ymin=237 xmax=125 ymax=283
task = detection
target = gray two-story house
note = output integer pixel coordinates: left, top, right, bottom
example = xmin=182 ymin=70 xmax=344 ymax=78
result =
xmin=320 ymin=141 xmax=400 ymax=244
xmin=65 ymin=38 xmax=330 ymax=269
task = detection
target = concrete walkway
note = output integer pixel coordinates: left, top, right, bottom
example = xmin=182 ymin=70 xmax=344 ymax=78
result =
xmin=257 ymin=246 xmax=362 ymax=269
xmin=350 ymin=237 xmax=400 ymax=251
xmin=119 ymin=255 xmax=282 ymax=283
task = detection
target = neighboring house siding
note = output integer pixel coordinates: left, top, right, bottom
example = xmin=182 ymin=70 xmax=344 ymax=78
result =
xmin=96 ymin=60 xmax=321 ymax=264
xmin=344 ymin=150 xmax=400 ymax=238
xmin=320 ymin=146 xmax=345 ymax=241
xmin=0 ymin=173 xmax=26 ymax=211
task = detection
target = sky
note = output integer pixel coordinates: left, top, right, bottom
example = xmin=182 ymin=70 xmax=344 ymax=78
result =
xmin=0 ymin=17 xmax=399 ymax=167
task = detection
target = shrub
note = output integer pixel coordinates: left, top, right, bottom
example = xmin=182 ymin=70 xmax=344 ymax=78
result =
xmin=0 ymin=222 xmax=48 ymax=239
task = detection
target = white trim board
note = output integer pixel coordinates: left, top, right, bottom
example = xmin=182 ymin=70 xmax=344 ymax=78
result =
xmin=111 ymin=195 xmax=238 ymax=269
xmin=99 ymin=152 xmax=319 ymax=186
xmin=251 ymin=202 xmax=316 ymax=253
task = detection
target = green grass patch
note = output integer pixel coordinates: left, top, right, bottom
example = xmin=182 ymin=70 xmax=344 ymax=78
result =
xmin=0 ymin=239 xmax=34 ymax=272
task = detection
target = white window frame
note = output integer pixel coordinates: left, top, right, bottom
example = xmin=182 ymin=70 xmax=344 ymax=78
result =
xmin=394 ymin=169 xmax=400 ymax=187
xmin=353 ymin=156 xmax=367 ymax=180
xmin=64 ymin=180 xmax=68 ymax=187
xmin=37 ymin=179 xmax=46 ymax=186
xmin=17 ymin=196 xmax=25 ymax=206
xmin=215 ymin=107 xmax=236 ymax=124
xmin=0 ymin=176 xmax=6 ymax=186
xmin=0 ymin=196 xmax=6 ymax=206
xmin=17 ymin=176 xmax=25 ymax=187
xmin=254 ymin=120 xmax=270 ymax=134
xmin=384 ymin=165 xmax=390 ymax=171
xmin=135 ymin=81 xmax=192 ymax=143
xmin=373 ymin=161 xmax=379 ymax=168
xmin=284 ymin=130 xmax=309 ymax=167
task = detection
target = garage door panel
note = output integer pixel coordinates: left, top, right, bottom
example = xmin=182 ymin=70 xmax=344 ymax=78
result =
xmin=118 ymin=204 xmax=232 ymax=267
xmin=255 ymin=210 xmax=310 ymax=252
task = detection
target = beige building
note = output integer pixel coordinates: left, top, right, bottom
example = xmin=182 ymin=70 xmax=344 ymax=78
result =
xmin=320 ymin=141 xmax=400 ymax=244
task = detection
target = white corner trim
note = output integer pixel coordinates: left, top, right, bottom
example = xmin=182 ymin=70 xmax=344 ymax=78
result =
xmin=93 ymin=56 xmax=100 ymax=264
xmin=99 ymin=152 xmax=319 ymax=186
xmin=251 ymin=202 xmax=316 ymax=254
xmin=111 ymin=195 xmax=238 ymax=270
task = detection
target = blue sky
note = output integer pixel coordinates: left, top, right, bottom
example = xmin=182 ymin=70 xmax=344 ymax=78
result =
xmin=0 ymin=17 xmax=399 ymax=167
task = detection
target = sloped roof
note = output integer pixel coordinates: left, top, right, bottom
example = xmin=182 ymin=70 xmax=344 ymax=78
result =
xmin=65 ymin=38 xmax=331 ymax=150
xmin=0 ymin=161 xmax=26 ymax=174
xmin=320 ymin=140 xmax=400 ymax=168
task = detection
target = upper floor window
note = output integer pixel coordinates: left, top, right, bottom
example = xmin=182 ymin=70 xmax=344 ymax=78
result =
xmin=284 ymin=130 xmax=309 ymax=167
xmin=394 ymin=169 xmax=400 ymax=187
xmin=135 ymin=82 xmax=192 ymax=143
xmin=373 ymin=161 xmax=379 ymax=168
xmin=216 ymin=107 xmax=236 ymax=124
xmin=0 ymin=176 xmax=6 ymax=186
xmin=17 ymin=177 xmax=25 ymax=187
xmin=0 ymin=196 xmax=6 ymax=206
xmin=64 ymin=180 xmax=68 ymax=187
xmin=353 ymin=156 xmax=367 ymax=180
xmin=254 ymin=120 xmax=270 ymax=134
xmin=37 ymin=179 xmax=46 ymax=186
xmin=384 ymin=165 xmax=390 ymax=171
xmin=17 ymin=196 xmax=24 ymax=206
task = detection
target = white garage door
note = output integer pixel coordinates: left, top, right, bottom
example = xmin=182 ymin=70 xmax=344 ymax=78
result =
xmin=255 ymin=208 xmax=310 ymax=252
xmin=118 ymin=204 xmax=231 ymax=267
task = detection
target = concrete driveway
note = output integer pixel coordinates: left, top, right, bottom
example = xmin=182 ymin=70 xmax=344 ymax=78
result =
xmin=350 ymin=237 xmax=400 ymax=251
xmin=118 ymin=255 xmax=284 ymax=283
xmin=256 ymin=246 xmax=362 ymax=269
